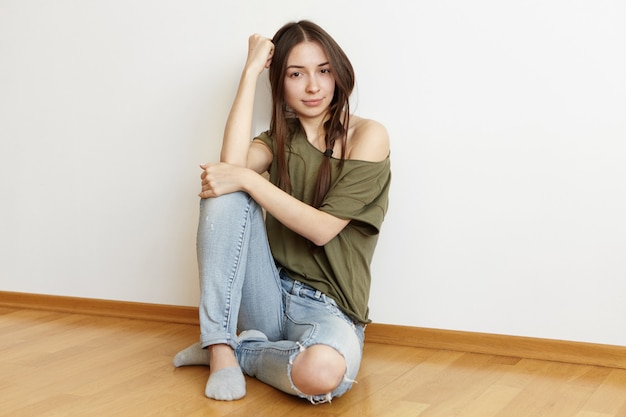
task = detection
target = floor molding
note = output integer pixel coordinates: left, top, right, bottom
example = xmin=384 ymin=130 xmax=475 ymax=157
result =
xmin=0 ymin=291 xmax=198 ymax=325
xmin=2 ymin=290 xmax=625 ymax=370
xmin=364 ymin=323 xmax=626 ymax=370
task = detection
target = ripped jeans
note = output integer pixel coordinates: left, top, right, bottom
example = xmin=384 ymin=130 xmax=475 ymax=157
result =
xmin=197 ymin=192 xmax=365 ymax=403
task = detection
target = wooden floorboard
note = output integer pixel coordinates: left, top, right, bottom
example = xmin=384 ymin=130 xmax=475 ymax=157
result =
xmin=1 ymin=307 xmax=626 ymax=417
xmin=3 ymin=290 xmax=626 ymax=370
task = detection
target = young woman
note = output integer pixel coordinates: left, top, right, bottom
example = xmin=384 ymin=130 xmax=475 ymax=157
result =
xmin=173 ymin=20 xmax=391 ymax=404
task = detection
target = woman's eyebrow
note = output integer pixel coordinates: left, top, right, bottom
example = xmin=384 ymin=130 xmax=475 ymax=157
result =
xmin=286 ymin=61 xmax=330 ymax=69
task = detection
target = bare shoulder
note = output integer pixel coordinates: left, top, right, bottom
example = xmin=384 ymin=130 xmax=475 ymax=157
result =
xmin=346 ymin=115 xmax=390 ymax=162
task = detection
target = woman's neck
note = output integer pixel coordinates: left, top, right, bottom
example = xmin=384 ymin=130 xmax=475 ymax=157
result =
xmin=299 ymin=114 xmax=329 ymax=149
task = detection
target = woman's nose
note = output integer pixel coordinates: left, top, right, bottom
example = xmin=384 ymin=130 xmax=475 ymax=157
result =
xmin=306 ymin=76 xmax=320 ymax=93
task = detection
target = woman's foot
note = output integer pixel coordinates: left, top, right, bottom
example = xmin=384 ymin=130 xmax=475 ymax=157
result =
xmin=173 ymin=342 xmax=211 ymax=367
xmin=205 ymin=344 xmax=246 ymax=401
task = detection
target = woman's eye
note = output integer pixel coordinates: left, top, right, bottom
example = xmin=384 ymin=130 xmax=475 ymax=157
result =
xmin=321 ymin=68 xmax=331 ymax=74
xmin=289 ymin=71 xmax=301 ymax=78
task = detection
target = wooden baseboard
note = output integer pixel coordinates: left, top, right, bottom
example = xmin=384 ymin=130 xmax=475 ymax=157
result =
xmin=2 ymin=291 xmax=625 ymax=370
xmin=364 ymin=323 xmax=626 ymax=370
xmin=0 ymin=291 xmax=198 ymax=325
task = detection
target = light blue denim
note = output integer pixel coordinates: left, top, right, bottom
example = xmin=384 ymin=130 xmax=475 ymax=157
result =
xmin=197 ymin=192 xmax=365 ymax=403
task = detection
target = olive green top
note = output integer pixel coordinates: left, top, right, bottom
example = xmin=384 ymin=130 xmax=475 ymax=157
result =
xmin=255 ymin=122 xmax=391 ymax=324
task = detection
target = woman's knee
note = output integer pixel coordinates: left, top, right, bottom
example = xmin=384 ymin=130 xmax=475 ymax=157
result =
xmin=200 ymin=191 xmax=247 ymax=213
xmin=198 ymin=192 xmax=258 ymax=226
xmin=291 ymin=344 xmax=347 ymax=396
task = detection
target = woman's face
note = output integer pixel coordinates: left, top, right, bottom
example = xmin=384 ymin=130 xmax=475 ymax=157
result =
xmin=283 ymin=41 xmax=336 ymax=122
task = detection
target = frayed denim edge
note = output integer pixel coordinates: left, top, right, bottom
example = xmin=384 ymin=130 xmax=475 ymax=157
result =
xmin=287 ymin=342 xmax=357 ymax=405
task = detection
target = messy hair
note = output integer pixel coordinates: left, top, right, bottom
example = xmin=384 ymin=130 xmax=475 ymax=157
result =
xmin=269 ymin=20 xmax=355 ymax=209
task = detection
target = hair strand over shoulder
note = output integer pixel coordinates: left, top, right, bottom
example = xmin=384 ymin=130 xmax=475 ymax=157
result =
xmin=269 ymin=20 xmax=355 ymax=209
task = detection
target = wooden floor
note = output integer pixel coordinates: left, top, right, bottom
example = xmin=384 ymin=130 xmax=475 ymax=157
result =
xmin=1 ymin=307 xmax=626 ymax=417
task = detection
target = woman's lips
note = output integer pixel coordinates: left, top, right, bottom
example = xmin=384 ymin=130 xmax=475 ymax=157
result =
xmin=302 ymin=99 xmax=323 ymax=107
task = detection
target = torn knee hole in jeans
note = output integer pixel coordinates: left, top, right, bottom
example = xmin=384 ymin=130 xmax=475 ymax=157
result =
xmin=287 ymin=342 xmax=357 ymax=404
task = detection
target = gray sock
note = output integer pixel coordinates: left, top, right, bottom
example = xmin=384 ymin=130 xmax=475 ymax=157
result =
xmin=173 ymin=342 xmax=211 ymax=367
xmin=205 ymin=367 xmax=246 ymax=401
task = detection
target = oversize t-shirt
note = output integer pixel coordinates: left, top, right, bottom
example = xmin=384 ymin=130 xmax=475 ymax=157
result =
xmin=254 ymin=123 xmax=391 ymax=324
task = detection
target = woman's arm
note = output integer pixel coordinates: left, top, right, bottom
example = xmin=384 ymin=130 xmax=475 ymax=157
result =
xmin=200 ymin=119 xmax=389 ymax=246
xmin=199 ymin=162 xmax=349 ymax=246
xmin=220 ymin=35 xmax=274 ymax=167
xmin=244 ymin=172 xmax=350 ymax=246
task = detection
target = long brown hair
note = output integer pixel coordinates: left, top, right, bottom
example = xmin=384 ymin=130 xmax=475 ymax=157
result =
xmin=269 ymin=20 xmax=355 ymax=208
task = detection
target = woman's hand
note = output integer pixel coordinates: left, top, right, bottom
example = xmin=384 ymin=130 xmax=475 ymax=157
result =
xmin=244 ymin=34 xmax=274 ymax=75
xmin=198 ymin=162 xmax=350 ymax=245
xmin=199 ymin=163 xmax=249 ymax=198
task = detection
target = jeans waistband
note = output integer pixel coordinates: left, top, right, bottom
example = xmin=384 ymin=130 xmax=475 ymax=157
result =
xmin=278 ymin=266 xmax=365 ymax=329
xmin=279 ymin=268 xmax=325 ymax=302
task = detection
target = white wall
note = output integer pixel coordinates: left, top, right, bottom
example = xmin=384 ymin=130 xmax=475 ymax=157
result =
xmin=1 ymin=0 xmax=625 ymax=346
